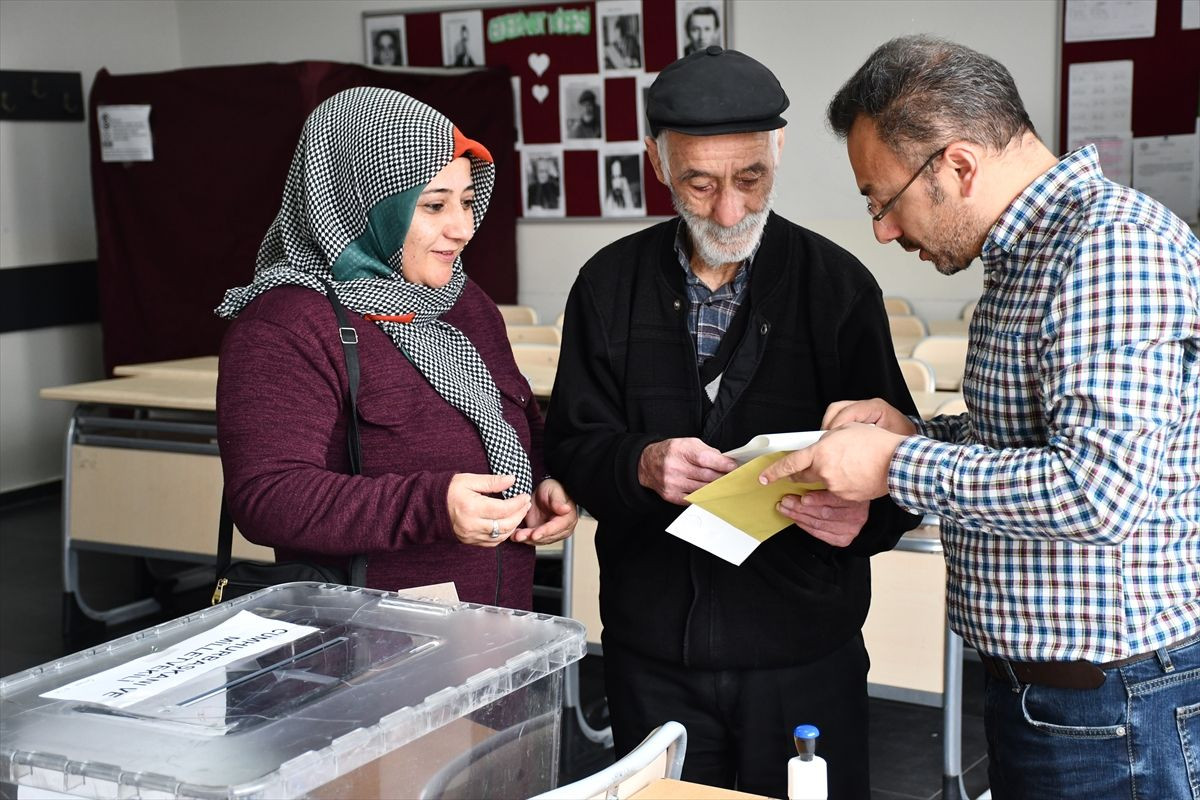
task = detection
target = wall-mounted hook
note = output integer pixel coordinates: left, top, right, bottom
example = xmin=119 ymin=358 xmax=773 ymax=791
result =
xmin=1 ymin=91 xmax=15 ymax=113
xmin=62 ymin=92 xmax=77 ymax=114
xmin=30 ymin=77 xmax=46 ymax=99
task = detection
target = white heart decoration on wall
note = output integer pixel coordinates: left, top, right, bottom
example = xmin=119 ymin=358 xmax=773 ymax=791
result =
xmin=528 ymin=53 xmax=551 ymax=77
xmin=531 ymin=84 xmax=550 ymax=104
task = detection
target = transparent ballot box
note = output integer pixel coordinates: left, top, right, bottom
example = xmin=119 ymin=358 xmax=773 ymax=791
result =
xmin=0 ymin=583 xmax=586 ymax=799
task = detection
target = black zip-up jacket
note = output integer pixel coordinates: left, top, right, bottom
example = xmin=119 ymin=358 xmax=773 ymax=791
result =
xmin=545 ymin=213 xmax=922 ymax=669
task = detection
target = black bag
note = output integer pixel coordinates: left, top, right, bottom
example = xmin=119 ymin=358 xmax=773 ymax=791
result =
xmin=211 ymin=279 xmax=368 ymax=605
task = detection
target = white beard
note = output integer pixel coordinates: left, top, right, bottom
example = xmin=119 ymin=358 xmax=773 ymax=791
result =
xmin=675 ymin=184 xmax=776 ymax=268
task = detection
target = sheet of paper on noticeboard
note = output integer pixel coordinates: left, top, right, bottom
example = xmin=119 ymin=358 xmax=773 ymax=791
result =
xmin=1065 ymin=0 xmax=1157 ymax=42
xmin=1133 ymin=133 xmax=1200 ymax=224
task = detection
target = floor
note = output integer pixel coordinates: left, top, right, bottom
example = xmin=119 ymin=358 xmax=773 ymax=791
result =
xmin=0 ymin=488 xmax=990 ymax=799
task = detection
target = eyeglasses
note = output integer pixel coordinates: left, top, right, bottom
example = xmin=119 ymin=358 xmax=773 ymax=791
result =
xmin=867 ymin=147 xmax=946 ymax=222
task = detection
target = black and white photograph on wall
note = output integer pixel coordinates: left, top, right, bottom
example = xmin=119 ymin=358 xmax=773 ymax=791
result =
xmin=600 ymin=146 xmax=645 ymax=217
xmin=597 ymin=0 xmax=644 ymax=74
xmin=441 ymin=10 xmax=485 ymax=67
xmin=560 ymin=75 xmax=604 ymax=147
xmin=522 ymin=148 xmax=565 ymax=218
xmin=363 ymin=14 xmax=407 ymax=67
xmin=676 ymin=0 xmax=724 ymax=58
xmin=637 ymin=72 xmax=657 ymax=141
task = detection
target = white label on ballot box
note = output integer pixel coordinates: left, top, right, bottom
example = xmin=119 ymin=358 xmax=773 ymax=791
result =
xmin=40 ymin=611 xmax=317 ymax=709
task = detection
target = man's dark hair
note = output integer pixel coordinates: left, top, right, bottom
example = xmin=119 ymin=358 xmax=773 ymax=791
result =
xmin=686 ymin=6 xmax=720 ymax=29
xmin=827 ymin=35 xmax=1035 ymax=162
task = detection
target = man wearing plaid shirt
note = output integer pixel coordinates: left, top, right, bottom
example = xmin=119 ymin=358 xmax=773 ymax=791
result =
xmin=763 ymin=36 xmax=1200 ymax=799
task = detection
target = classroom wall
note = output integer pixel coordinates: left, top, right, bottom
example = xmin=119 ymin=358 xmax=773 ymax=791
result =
xmin=0 ymin=0 xmax=183 ymax=493
xmin=0 ymin=0 xmax=1059 ymax=493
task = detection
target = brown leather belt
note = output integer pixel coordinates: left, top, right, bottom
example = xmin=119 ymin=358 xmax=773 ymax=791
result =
xmin=979 ymin=631 xmax=1200 ymax=690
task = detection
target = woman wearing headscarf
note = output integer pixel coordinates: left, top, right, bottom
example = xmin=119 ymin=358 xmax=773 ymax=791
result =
xmin=215 ymin=87 xmax=575 ymax=610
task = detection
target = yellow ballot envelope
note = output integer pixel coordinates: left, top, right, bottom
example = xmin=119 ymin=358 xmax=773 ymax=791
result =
xmin=685 ymin=451 xmax=824 ymax=540
xmin=667 ymin=436 xmax=826 ymax=565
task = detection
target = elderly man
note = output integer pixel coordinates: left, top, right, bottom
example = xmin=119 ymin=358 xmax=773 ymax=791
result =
xmin=763 ymin=36 xmax=1200 ymax=799
xmin=545 ymin=48 xmax=920 ymax=798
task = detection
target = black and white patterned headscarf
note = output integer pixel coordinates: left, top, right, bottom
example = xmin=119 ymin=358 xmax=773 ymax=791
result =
xmin=216 ymin=87 xmax=532 ymax=498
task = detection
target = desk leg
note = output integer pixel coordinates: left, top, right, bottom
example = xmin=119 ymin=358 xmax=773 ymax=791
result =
xmin=60 ymin=411 xmax=161 ymax=635
xmin=942 ymin=625 xmax=968 ymax=800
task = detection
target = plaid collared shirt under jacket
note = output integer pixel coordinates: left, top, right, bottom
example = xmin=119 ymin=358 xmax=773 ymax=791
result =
xmin=888 ymin=145 xmax=1200 ymax=663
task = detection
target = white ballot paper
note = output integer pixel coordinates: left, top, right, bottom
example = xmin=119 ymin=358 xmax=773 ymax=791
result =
xmin=39 ymin=610 xmax=318 ymax=709
xmin=723 ymin=430 xmax=824 ymax=464
xmin=667 ymin=431 xmax=825 ymax=566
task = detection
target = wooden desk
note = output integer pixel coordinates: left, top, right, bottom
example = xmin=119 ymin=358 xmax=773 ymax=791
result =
xmin=42 ymin=372 xmax=217 ymax=411
xmin=864 ymin=525 xmax=945 ymax=704
xmin=630 ymin=779 xmax=768 ymax=799
xmin=41 ymin=367 xmax=269 ymax=630
xmin=865 ymin=525 xmax=975 ymax=794
xmin=111 ymin=355 xmax=219 ymax=379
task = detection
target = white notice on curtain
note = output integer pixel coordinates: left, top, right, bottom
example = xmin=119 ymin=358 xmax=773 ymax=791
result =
xmin=1133 ymin=134 xmax=1200 ymax=225
xmin=1183 ymin=0 xmax=1199 ymax=29
xmin=97 ymin=105 xmax=154 ymax=162
xmin=1065 ymin=0 xmax=1157 ymax=41
xmin=40 ymin=611 xmax=318 ymax=709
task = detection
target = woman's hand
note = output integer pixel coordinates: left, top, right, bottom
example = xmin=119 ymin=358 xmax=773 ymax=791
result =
xmin=512 ymin=478 xmax=578 ymax=546
xmin=447 ymin=473 xmax=531 ymax=547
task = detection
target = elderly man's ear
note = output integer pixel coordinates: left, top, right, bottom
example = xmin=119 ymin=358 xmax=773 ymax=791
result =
xmin=645 ymin=135 xmax=667 ymax=185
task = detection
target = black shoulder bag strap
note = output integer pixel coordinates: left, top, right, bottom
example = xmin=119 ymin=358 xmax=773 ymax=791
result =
xmin=216 ymin=279 xmax=368 ymax=588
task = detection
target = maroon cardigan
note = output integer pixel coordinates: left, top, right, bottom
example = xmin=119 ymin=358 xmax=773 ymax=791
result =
xmin=216 ymin=282 xmax=544 ymax=609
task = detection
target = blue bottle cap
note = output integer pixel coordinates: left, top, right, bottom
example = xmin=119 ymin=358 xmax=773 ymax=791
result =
xmin=793 ymin=724 xmax=820 ymax=760
xmin=793 ymin=724 xmax=820 ymax=739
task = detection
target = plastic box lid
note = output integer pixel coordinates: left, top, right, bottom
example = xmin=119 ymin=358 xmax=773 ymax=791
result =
xmin=1 ymin=583 xmax=586 ymax=798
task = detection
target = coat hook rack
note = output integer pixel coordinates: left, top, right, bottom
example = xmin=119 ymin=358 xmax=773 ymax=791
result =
xmin=0 ymin=70 xmax=84 ymax=121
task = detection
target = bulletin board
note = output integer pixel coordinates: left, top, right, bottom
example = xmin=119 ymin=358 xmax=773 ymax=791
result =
xmin=1059 ymin=0 xmax=1200 ymax=223
xmin=365 ymin=0 xmax=732 ymax=219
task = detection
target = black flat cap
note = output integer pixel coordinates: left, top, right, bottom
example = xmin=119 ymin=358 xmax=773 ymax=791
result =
xmin=646 ymin=46 xmax=789 ymax=136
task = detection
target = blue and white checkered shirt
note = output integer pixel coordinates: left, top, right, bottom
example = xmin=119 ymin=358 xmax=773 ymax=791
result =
xmin=674 ymin=221 xmax=754 ymax=365
xmin=888 ymin=145 xmax=1200 ymax=663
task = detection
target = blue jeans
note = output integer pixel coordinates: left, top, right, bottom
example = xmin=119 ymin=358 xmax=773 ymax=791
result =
xmin=984 ymin=636 xmax=1200 ymax=799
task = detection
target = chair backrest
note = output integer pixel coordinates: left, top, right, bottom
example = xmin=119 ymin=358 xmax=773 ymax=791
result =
xmin=554 ymin=310 xmax=566 ymax=329
xmin=896 ymin=357 xmax=936 ymax=394
xmin=887 ymin=314 xmax=928 ymax=356
xmin=498 ymin=304 xmax=539 ymax=325
xmin=529 ymin=721 xmax=688 ymax=800
xmin=960 ymin=298 xmax=978 ymax=323
xmin=511 ymin=343 xmax=559 ymax=400
xmin=511 ymin=343 xmax=560 ymax=370
xmin=911 ymin=335 xmax=969 ymax=390
xmin=883 ymin=296 xmax=913 ymax=315
xmin=507 ymin=324 xmax=562 ymax=345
